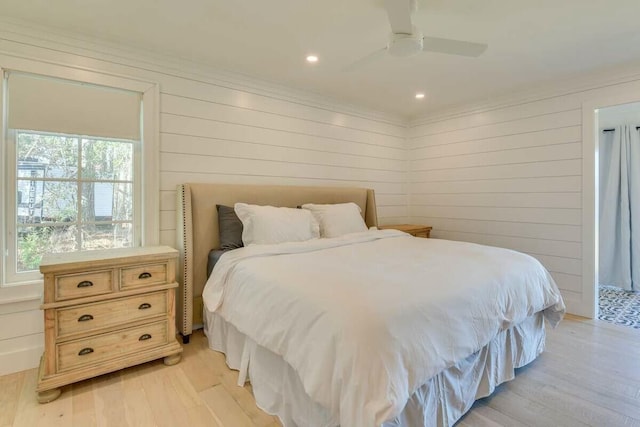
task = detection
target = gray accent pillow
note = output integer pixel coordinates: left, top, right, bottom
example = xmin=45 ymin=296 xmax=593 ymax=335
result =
xmin=216 ymin=204 xmax=244 ymax=250
xmin=207 ymin=249 xmax=228 ymax=278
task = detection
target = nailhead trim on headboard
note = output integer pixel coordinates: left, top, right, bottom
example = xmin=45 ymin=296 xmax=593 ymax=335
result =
xmin=180 ymin=184 xmax=188 ymax=335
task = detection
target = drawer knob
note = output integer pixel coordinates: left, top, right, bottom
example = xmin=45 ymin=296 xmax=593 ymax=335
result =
xmin=138 ymin=272 xmax=152 ymax=279
xmin=138 ymin=303 xmax=152 ymax=310
xmin=139 ymin=333 xmax=152 ymax=341
xmin=77 ymin=280 xmax=94 ymax=288
xmin=78 ymin=347 xmax=94 ymax=356
xmin=78 ymin=314 xmax=94 ymax=322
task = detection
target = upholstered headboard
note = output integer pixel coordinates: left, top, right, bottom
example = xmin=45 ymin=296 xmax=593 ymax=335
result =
xmin=176 ymin=183 xmax=378 ymax=341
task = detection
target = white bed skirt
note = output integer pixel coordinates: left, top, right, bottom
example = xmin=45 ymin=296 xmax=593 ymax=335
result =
xmin=204 ymin=309 xmax=546 ymax=427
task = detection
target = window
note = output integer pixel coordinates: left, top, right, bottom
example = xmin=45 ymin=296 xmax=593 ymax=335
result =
xmin=9 ymin=131 xmax=139 ymax=277
xmin=1 ymin=69 xmax=158 ymax=289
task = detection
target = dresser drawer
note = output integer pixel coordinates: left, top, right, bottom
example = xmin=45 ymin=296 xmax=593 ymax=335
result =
xmin=380 ymin=224 xmax=431 ymax=238
xmin=412 ymin=231 xmax=430 ymax=238
xmin=57 ymin=321 xmax=168 ymax=372
xmin=120 ymin=263 xmax=168 ymax=289
xmin=56 ymin=291 xmax=168 ymax=339
xmin=55 ymin=270 xmax=113 ymax=301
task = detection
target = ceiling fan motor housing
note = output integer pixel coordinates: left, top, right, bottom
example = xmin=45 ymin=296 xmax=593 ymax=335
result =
xmin=387 ymin=28 xmax=424 ymax=57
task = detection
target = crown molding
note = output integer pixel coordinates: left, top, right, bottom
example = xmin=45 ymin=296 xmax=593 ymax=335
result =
xmin=409 ymin=60 xmax=640 ymax=128
xmin=0 ymin=17 xmax=406 ymax=128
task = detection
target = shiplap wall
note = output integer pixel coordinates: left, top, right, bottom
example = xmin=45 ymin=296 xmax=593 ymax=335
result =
xmin=408 ymin=75 xmax=640 ymax=315
xmin=0 ymin=299 xmax=43 ymax=375
xmin=157 ymin=91 xmax=408 ymax=246
xmin=0 ymin=23 xmax=407 ymax=375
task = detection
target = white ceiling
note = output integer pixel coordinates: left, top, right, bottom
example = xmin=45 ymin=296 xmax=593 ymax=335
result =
xmin=1 ymin=0 xmax=640 ymax=119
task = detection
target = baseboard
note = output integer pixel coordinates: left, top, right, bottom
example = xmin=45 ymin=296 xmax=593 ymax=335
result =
xmin=0 ymin=344 xmax=43 ymax=376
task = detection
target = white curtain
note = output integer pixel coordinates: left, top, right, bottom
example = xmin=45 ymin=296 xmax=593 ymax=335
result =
xmin=599 ymin=125 xmax=640 ymax=290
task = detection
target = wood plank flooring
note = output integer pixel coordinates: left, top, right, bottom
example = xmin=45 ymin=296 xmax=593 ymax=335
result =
xmin=2 ymin=315 xmax=639 ymax=427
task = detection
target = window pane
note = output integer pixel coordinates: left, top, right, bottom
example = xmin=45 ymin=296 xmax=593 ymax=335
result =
xmin=17 ymin=179 xmax=77 ymax=224
xmin=17 ymin=133 xmax=78 ymax=179
xmin=81 ymin=139 xmax=133 ymax=181
xmin=81 ymin=223 xmax=133 ymax=251
xmin=81 ymin=182 xmax=133 ymax=222
xmin=17 ymin=225 xmax=78 ymax=272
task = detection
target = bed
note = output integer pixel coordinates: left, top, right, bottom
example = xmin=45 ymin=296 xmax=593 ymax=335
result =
xmin=176 ymin=182 xmax=565 ymax=427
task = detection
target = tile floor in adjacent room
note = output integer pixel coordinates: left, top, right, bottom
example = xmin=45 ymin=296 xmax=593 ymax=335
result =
xmin=599 ymin=285 xmax=640 ymax=329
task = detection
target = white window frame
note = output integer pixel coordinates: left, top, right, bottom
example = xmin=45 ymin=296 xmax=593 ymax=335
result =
xmin=0 ymin=62 xmax=159 ymax=301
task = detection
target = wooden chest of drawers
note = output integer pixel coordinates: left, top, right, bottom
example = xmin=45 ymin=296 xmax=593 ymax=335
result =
xmin=37 ymin=246 xmax=183 ymax=403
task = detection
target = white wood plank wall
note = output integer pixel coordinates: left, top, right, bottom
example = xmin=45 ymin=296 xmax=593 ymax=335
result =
xmin=0 ymin=299 xmax=43 ymax=375
xmin=158 ymin=92 xmax=409 ymax=245
xmin=408 ymin=76 xmax=640 ymax=313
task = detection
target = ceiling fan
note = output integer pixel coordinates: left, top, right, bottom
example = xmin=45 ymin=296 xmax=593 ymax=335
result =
xmin=344 ymin=0 xmax=488 ymax=71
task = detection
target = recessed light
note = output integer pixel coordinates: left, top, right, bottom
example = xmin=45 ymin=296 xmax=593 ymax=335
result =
xmin=306 ymin=55 xmax=319 ymax=63
xmin=415 ymin=93 xmax=425 ymax=99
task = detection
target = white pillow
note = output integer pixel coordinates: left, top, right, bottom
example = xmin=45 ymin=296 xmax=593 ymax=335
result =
xmin=301 ymin=202 xmax=367 ymax=238
xmin=234 ymin=203 xmax=320 ymax=245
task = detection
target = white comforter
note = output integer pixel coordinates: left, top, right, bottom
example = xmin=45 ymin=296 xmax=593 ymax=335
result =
xmin=203 ymin=230 xmax=565 ymax=427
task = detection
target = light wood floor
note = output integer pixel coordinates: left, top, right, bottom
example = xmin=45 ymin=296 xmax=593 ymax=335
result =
xmin=2 ymin=315 xmax=640 ymax=427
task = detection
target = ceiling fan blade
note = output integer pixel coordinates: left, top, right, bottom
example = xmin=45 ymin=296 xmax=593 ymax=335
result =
xmin=342 ymin=47 xmax=387 ymax=72
xmin=422 ymin=36 xmax=488 ymax=57
xmin=383 ymin=0 xmax=414 ymax=34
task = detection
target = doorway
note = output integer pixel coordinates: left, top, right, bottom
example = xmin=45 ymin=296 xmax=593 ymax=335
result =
xmin=595 ymin=102 xmax=640 ymax=328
